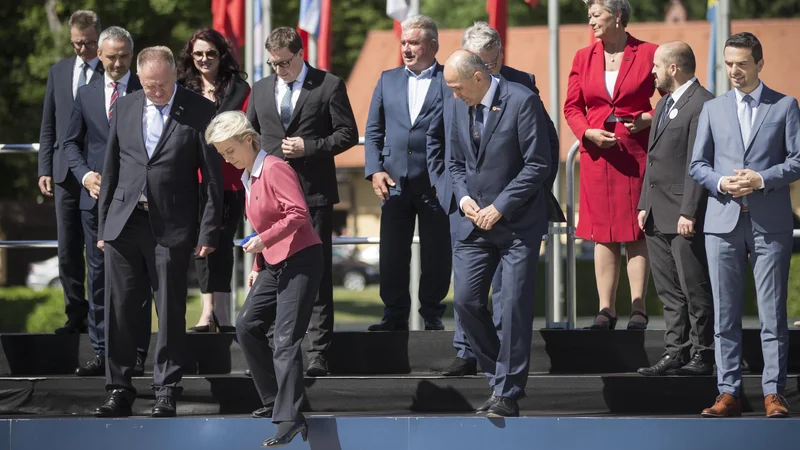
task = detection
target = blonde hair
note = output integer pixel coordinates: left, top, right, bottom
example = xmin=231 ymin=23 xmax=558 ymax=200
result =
xmin=137 ymin=46 xmax=175 ymax=72
xmin=204 ymin=111 xmax=260 ymax=150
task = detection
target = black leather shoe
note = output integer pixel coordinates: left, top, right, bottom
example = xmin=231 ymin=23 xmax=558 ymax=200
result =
xmin=252 ymin=404 xmax=274 ymax=418
xmin=55 ymin=318 xmax=88 ymax=334
xmin=368 ymin=318 xmax=409 ymax=332
xmin=442 ymin=357 xmax=478 ymax=376
xmin=486 ymin=397 xmax=519 ymax=418
xmin=476 ymin=392 xmax=497 ymax=413
xmin=637 ymin=354 xmax=683 ymax=376
xmin=307 ymin=355 xmax=328 ymax=376
xmin=132 ymin=354 xmax=145 ymax=377
xmin=94 ymin=389 xmax=133 ymax=417
xmin=75 ymin=355 xmax=104 ymax=376
xmin=262 ymin=420 xmax=308 ymax=448
xmin=675 ymin=354 xmax=714 ymax=376
xmin=218 ymin=325 xmax=236 ymax=333
xmin=245 ymin=369 xmax=252 ymax=377
xmin=424 ymin=317 xmax=445 ymax=331
xmin=151 ymin=396 xmax=176 ymax=417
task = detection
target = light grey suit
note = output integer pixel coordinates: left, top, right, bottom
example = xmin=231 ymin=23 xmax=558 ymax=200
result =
xmin=689 ymin=83 xmax=800 ymax=397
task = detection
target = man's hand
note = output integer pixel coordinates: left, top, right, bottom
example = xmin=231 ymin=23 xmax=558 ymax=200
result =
xmin=461 ymin=198 xmax=480 ymax=223
xmin=584 ymin=129 xmax=620 ymax=148
xmin=623 ymin=113 xmax=653 ymax=134
xmin=677 ymin=215 xmax=696 ymax=238
xmin=97 ymin=240 xmax=104 ymax=252
xmin=475 ymin=205 xmax=503 ymax=231
xmin=637 ymin=210 xmax=646 ymax=232
xmin=281 ymin=137 xmax=305 ymax=159
xmin=248 ymin=270 xmax=259 ymax=288
xmin=195 ymin=245 xmax=216 ymax=257
xmin=371 ymin=171 xmax=396 ymax=201
xmin=729 ymin=169 xmax=763 ymax=198
xmin=38 ymin=176 xmax=53 ymax=197
xmin=84 ymin=172 xmax=102 ymax=199
xmin=243 ymin=235 xmax=265 ymax=254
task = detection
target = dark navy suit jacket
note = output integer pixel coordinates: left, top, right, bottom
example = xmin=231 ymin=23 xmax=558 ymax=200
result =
xmin=364 ymin=63 xmax=443 ymax=194
xmin=448 ymin=77 xmax=552 ymax=242
xmin=63 ymin=73 xmax=142 ymax=211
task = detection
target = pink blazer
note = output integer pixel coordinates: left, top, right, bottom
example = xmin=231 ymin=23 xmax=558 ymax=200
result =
xmin=247 ymin=155 xmax=321 ymax=268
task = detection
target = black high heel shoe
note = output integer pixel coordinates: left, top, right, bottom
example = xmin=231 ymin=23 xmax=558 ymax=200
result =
xmin=262 ymin=420 xmax=308 ymax=448
xmin=587 ymin=310 xmax=618 ymax=330
xmin=188 ymin=312 xmax=217 ymax=333
xmin=627 ymin=311 xmax=649 ymax=330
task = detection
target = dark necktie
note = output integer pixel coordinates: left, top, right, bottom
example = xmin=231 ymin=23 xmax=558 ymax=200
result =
xmin=658 ymin=95 xmax=674 ymax=130
xmin=280 ymin=81 xmax=295 ymax=129
xmin=471 ymin=104 xmax=485 ymax=150
xmin=77 ymin=62 xmax=89 ymax=88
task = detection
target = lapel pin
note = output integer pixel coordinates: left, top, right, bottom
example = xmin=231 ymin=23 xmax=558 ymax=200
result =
xmin=625 ymin=57 xmax=631 ymax=61
xmin=492 ymin=106 xmax=501 ymax=111
xmin=669 ymin=108 xmax=678 ymax=120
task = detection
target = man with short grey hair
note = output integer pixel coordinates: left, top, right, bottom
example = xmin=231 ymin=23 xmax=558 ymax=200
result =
xmin=38 ymin=10 xmax=105 ymax=335
xmin=364 ymin=15 xmax=451 ymax=331
xmin=95 ymin=46 xmax=222 ymax=418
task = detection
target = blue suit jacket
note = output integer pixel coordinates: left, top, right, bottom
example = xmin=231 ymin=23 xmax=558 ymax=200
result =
xmin=63 ymin=74 xmax=142 ymax=211
xmin=689 ymin=84 xmax=800 ymax=234
xmin=38 ymin=56 xmax=104 ymax=183
xmin=364 ymin=63 xmax=443 ymax=194
xmin=448 ymin=77 xmax=552 ymax=242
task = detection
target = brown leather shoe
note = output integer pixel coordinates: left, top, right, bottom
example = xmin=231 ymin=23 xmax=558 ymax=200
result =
xmin=701 ymin=393 xmax=741 ymax=417
xmin=765 ymin=394 xmax=790 ymax=418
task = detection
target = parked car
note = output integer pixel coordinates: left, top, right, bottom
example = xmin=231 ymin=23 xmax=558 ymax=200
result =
xmin=26 ymin=256 xmax=60 ymax=290
xmin=332 ymin=247 xmax=379 ymax=291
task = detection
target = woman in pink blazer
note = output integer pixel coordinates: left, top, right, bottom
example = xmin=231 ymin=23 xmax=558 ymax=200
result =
xmin=205 ymin=111 xmax=321 ymax=448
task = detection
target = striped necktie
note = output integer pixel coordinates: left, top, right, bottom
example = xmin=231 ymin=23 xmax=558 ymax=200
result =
xmin=280 ymin=81 xmax=294 ymax=129
xmin=108 ymin=81 xmax=118 ymax=121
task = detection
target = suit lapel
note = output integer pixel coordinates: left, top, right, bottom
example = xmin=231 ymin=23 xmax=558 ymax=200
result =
xmin=745 ymin=85 xmax=773 ymax=152
xmin=133 ymin=92 xmax=148 ymax=161
xmin=150 ymin=89 xmax=182 ymax=160
xmin=411 ymin=63 xmax=442 ymax=127
xmin=86 ymin=77 xmax=108 ymax=127
xmin=477 ymin=80 xmax=507 ymax=162
xmin=397 ymin=68 xmax=412 ymax=127
xmin=288 ymin=65 xmax=319 ymax=128
xmin=456 ymin=100 xmax=472 ymax=160
xmin=613 ymin=36 xmax=636 ymax=100
xmin=651 ymin=81 xmax=699 ymax=148
xmin=263 ymin=75 xmax=279 ymax=123
xmin=648 ymin=96 xmax=666 ymax=150
xmin=126 ymin=75 xmax=142 ymax=94
xmin=90 ymin=62 xmax=104 ymax=83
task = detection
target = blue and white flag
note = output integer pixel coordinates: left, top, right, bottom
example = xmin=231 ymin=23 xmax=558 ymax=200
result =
xmin=299 ymin=0 xmax=321 ymax=36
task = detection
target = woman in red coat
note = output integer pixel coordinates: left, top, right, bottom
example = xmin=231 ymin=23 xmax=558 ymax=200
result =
xmin=564 ymin=0 xmax=657 ymax=330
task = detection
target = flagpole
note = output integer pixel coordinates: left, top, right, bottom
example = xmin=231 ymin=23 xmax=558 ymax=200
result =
xmin=263 ymin=0 xmax=273 ymax=77
xmin=245 ymin=0 xmax=254 ymax=85
xmin=714 ymin=0 xmax=730 ymax=96
xmin=547 ymin=0 xmax=564 ymax=329
xmin=308 ymin=36 xmax=318 ymax=68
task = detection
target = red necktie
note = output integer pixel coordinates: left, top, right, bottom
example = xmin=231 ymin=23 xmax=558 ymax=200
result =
xmin=108 ymin=81 xmax=118 ymax=121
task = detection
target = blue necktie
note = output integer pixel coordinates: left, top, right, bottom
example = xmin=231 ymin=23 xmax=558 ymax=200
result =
xmin=471 ymin=104 xmax=485 ymax=150
xmin=77 ymin=62 xmax=89 ymax=88
xmin=145 ymin=104 xmax=167 ymax=158
xmin=739 ymin=94 xmax=754 ymax=207
xmin=280 ymin=81 xmax=295 ymax=129
xmin=658 ymin=95 xmax=674 ymax=130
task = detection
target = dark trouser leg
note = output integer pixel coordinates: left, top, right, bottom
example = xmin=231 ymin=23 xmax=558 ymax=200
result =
xmin=451 ymin=214 xmax=473 ymax=360
xmin=307 ymin=205 xmax=333 ymax=357
xmin=645 ymin=218 xmax=691 ymax=362
xmin=379 ymin=190 xmax=415 ymax=321
xmin=672 ymin=231 xmax=714 ymax=361
xmin=413 ymin=188 xmax=452 ymax=320
xmin=237 ymin=270 xmax=280 ymax=406
xmin=54 ymin=175 xmax=87 ymax=321
xmin=82 ymin=208 xmax=105 ymax=355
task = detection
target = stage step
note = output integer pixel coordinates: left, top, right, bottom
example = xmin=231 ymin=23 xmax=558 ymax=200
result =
xmin=0 ymin=415 xmax=797 ymax=450
xmin=1 ymin=373 xmax=798 ymax=416
xmin=4 ymin=329 xmax=800 ymax=376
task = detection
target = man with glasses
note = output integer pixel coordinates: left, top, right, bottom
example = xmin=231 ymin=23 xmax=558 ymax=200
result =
xmin=38 ymin=10 xmax=104 ymax=334
xmin=246 ymin=27 xmax=358 ymax=379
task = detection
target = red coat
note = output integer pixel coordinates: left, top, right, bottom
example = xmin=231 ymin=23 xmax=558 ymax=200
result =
xmin=564 ymin=34 xmax=658 ymax=243
xmin=248 ymin=154 xmax=321 ymax=267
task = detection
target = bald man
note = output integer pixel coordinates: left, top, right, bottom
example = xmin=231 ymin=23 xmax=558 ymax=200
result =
xmin=637 ymin=41 xmax=715 ymax=377
xmin=442 ymin=50 xmax=551 ymax=417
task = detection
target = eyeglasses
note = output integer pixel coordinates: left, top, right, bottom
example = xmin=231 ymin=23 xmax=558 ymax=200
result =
xmin=72 ymin=40 xmax=98 ymax=49
xmin=484 ymin=53 xmax=501 ymax=71
xmin=267 ymin=52 xmax=298 ymax=69
xmin=192 ymin=50 xmax=220 ymax=61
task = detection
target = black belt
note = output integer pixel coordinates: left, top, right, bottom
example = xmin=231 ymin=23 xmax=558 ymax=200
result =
xmin=135 ymin=202 xmax=149 ymax=212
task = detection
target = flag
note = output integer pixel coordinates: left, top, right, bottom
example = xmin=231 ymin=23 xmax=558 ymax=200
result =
xmin=318 ymin=0 xmax=332 ymax=71
xmin=212 ymin=0 xmax=245 ymax=61
xmin=253 ymin=0 xmax=264 ymax=81
xmin=707 ymin=0 xmax=718 ymax=92
xmin=299 ymin=0 xmax=321 ymax=36
xmin=487 ymin=0 xmax=508 ymax=58
xmin=386 ymin=0 xmax=419 ymax=66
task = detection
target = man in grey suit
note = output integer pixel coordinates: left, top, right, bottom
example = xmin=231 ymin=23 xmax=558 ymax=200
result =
xmin=689 ymin=32 xmax=800 ymax=418
xmin=445 ymin=50 xmax=551 ymax=417
xmin=636 ymin=42 xmax=715 ymax=377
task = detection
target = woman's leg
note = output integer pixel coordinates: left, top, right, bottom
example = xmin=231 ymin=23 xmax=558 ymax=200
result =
xmin=625 ymin=239 xmax=650 ymax=324
xmin=593 ymin=242 xmax=622 ymax=324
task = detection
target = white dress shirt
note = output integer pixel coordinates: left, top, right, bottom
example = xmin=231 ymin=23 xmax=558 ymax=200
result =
xmin=274 ymin=63 xmax=308 ymax=115
xmin=406 ymin=63 xmax=436 ymax=124
xmin=669 ymin=77 xmax=698 ymax=106
xmin=81 ymin=72 xmax=132 ymax=187
xmin=72 ymin=57 xmax=100 ymax=99
xmin=717 ymin=81 xmax=765 ymax=193
xmin=459 ymin=75 xmax=499 ymax=212
xmin=139 ymin=85 xmax=178 ymax=202
xmin=242 ymin=150 xmax=269 ymax=203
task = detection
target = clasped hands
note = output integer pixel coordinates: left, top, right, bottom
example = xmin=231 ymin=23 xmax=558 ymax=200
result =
xmin=462 ymin=198 xmax=502 ymax=231
xmin=720 ymin=169 xmax=762 ymax=198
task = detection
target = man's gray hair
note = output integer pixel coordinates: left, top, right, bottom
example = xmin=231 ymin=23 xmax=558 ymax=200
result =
xmin=137 ymin=46 xmax=175 ymax=72
xmin=401 ymin=14 xmax=438 ymax=42
xmin=584 ymin=0 xmax=632 ymax=28
xmin=69 ymin=10 xmax=101 ymax=33
xmin=461 ymin=21 xmax=502 ymax=53
xmin=98 ymin=26 xmax=134 ymax=52
xmin=453 ymin=51 xmax=489 ymax=80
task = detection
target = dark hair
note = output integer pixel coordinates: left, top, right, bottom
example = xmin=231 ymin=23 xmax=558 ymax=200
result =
xmin=266 ymin=27 xmax=303 ymax=53
xmin=177 ymin=28 xmax=247 ymax=103
xmin=725 ymin=32 xmax=763 ymax=63
xmin=69 ymin=10 xmax=101 ymax=33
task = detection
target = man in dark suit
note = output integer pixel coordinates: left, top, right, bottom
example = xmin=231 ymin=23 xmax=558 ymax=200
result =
xmin=364 ymin=15 xmax=451 ymax=332
xmin=431 ymin=22 xmax=565 ymax=376
xmin=38 ymin=10 xmax=104 ymax=334
xmin=445 ymin=50 xmax=551 ymax=417
xmin=94 ymin=46 xmax=221 ymax=418
xmin=62 ymin=26 xmax=152 ymax=377
xmin=247 ymin=27 xmax=358 ymax=376
xmin=636 ymin=42 xmax=715 ymax=377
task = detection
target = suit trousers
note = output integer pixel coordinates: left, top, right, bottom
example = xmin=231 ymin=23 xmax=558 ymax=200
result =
xmin=706 ymin=212 xmax=792 ymax=397
xmin=105 ymin=209 xmax=191 ymax=398
xmin=306 ymin=205 xmax=333 ymax=357
xmin=54 ymin=174 xmax=88 ymax=321
xmin=379 ymin=187 xmax=451 ymax=321
xmin=236 ymin=244 xmax=322 ymax=422
xmin=645 ymin=216 xmax=714 ymax=362
xmin=82 ymin=207 xmax=151 ymax=357
xmin=452 ymin=230 xmax=539 ymax=399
